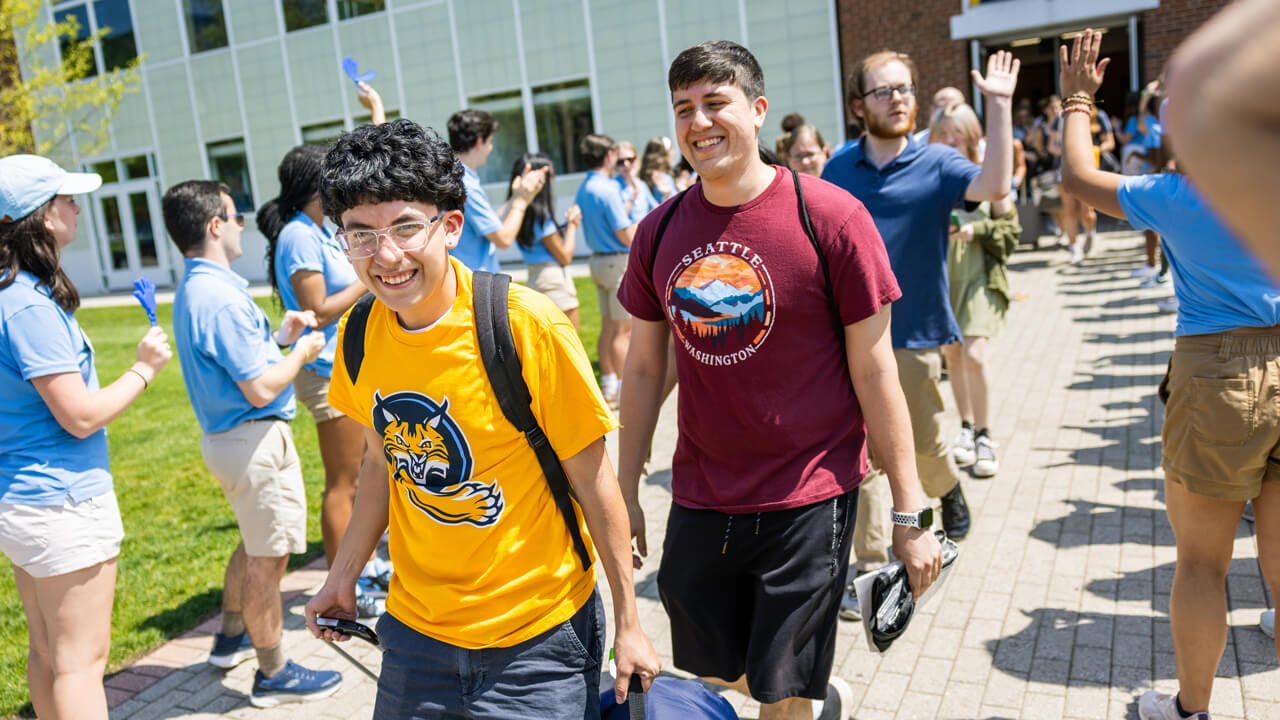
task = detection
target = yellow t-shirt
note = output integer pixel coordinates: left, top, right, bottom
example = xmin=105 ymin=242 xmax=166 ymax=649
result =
xmin=329 ymin=259 xmax=617 ymax=649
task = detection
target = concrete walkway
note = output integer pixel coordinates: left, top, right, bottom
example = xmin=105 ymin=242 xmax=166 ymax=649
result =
xmin=103 ymin=232 xmax=1279 ymax=719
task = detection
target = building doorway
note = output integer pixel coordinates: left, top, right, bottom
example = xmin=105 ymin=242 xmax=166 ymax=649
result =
xmin=86 ymin=154 xmax=173 ymax=290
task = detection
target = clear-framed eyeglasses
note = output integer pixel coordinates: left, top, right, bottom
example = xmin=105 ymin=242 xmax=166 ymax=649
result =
xmin=337 ymin=213 xmax=444 ymax=259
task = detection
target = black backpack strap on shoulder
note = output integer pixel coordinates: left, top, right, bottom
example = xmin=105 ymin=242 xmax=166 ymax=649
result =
xmin=342 ymin=293 xmax=376 ymax=383
xmin=473 ymin=271 xmax=593 ymax=571
xmin=792 ymin=170 xmax=843 ymax=336
xmin=648 ymin=189 xmax=690 ymax=273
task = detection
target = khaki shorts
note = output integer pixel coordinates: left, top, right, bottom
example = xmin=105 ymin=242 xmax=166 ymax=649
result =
xmin=1162 ymin=330 xmax=1280 ymax=500
xmin=296 ymin=366 xmax=345 ymax=424
xmin=589 ymin=253 xmax=630 ymax=322
xmin=0 ymin=491 xmax=123 ymax=577
xmin=527 ymin=261 xmax=580 ymax=313
xmin=200 ymin=420 xmax=308 ymax=557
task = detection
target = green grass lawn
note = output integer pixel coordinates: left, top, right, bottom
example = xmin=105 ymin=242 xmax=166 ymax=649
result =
xmin=0 ymin=276 xmax=601 ymax=717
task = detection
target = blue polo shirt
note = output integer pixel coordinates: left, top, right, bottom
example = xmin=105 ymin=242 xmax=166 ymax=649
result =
xmin=517 ymin=217 xmax=560 ymax=266
xmin=822 ymin=136 xmax=980 ymax=348
xmin=1118 ymin=173 xmax=1280 ymax=336
xmin=273 ymin=212 xmax=359 ymax=379
xmin=453 ymin=165 xmax=504 ymax=272
xmin=173 ymin=258 xmax=296 ymax=434
xmin=575 ymin=170 xmax=631 ymax=255
xmin=617 ymin=175 xmax=659 ymax=224
xmin=0 ymin=271 xmax=111 ymax=505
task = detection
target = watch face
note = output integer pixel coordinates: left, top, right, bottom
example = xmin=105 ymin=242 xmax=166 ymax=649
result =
xmin=920 ymin=506 xmax=934 ymax=528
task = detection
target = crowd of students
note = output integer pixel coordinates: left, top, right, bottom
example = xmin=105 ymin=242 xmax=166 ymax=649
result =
xmin=0 ymin=4 xmax=1277 ymax=718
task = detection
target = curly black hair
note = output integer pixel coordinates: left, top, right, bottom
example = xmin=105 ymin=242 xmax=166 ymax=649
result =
xmin=319 ymin=119 xmax=467 ymax=226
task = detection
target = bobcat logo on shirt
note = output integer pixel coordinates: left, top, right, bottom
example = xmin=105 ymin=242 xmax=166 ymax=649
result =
xmin=372 ymin=391 xmax=504 ymax=527
xmin=664 ymin=243 xmax=776 ymax=367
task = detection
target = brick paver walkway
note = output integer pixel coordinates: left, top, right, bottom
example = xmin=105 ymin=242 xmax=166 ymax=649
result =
xmin=104 ymin=232 xmax=1279 ymax=719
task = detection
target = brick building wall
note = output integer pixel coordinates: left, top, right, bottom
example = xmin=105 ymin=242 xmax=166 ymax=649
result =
xmin=835 ymin=0 xmax=1232 ymax=130
xmin=834 ymin=0 xmax=970 ymax=128
xmin=1141 ymin=0 xmax=1231 ymax=78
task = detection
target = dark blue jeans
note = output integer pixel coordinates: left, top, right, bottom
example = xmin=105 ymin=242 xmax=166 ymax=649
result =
xmin=373 ymin=590 xmax=605 ymax=719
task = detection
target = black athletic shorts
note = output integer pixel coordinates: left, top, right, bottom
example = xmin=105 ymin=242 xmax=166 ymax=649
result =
xmin=657 ymin=489 xmax=857 ymax=704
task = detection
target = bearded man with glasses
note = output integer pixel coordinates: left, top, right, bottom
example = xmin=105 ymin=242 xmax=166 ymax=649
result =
xmin=822 ymin=50 xmax=1020 ymax=553
xmin=304 ymin=119 xmax=660 ymax=719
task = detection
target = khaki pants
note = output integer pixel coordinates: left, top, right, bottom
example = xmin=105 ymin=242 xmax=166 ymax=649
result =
xmin=852 ymin=468 xmax=890 ymax=569
xmin=894 ymin=347 xmax=963 ymax=499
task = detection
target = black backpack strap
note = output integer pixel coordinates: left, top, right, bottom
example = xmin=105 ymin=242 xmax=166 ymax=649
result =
xmin=473 ymin=271 xmax=593 ymax=571
xmin=342 ymin=293 xmax=376 ymax=383
xmin=792 ymin=170 xmax=844 ymax=336
xmin=648 ymin=188 xmax=690 ymax=273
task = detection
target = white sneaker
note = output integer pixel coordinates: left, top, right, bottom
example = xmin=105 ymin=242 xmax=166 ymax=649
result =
xmin=1138 ymin=690 xmax=1210 ymax=719
xmin=814 ymin=676 xmax=854 ymax=720
xmin=1262 ymin=609 xmax=1275 ymax=638
xmin=972 ymin=435 xmax=998 ymax=478
xmin=1140 ymin=272 xmax=1171 ymax=288
xmin=1130 ymin=264 xmax=1159 ymax=279
xmin=1070 ymin=245 xmax=1084 ymax=265
xmin=952 ymin=426 xmax=976 ymax=466
xmin=1156 ymin=297 xmax=1179 ymax=314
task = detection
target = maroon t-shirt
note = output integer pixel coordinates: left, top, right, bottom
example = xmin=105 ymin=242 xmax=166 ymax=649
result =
xmin=618 ymin=167 xmax=901 ymax=513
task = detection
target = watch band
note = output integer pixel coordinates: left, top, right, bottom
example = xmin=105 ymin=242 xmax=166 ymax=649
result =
xmin=891 ymin=507 xmax=932 ymax=528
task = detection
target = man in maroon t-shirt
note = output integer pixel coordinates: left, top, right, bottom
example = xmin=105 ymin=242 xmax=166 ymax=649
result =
xmin=617 ymin=41 xmax=942 ymax=720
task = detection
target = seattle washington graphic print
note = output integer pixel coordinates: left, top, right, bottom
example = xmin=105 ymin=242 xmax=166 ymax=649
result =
xmin=664 ymin=241 xmax=775 ymax=366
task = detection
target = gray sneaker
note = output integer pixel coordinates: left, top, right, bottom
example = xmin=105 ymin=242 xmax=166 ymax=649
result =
xmin=838 ymin=583 xmax=861 ymax=621
xmin=952 ymin=427 xmax=976 ymax=466
xmin=972 ymin=435 xmax=998 ymax=478
xmin=1262 ymin=610 xmax=1275 ymax=638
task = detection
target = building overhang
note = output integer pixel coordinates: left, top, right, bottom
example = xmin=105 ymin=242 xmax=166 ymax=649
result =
xmin=950 ymin=0 xmax=1160 ymax=41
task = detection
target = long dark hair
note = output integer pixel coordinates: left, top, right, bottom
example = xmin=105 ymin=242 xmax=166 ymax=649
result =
xmin=505 ymin=153 xmax=556 ymax=249
xmin=0 ymin=200 xmax=80 ymax=312
xmin=258 ymin=144 xmax=327 ymax=301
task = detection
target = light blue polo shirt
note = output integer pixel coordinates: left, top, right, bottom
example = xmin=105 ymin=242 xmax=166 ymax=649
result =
xmin=517 ymin=217 xmax=560 ymax=266
xmin=822 ymin=136 xmax=980 ymax=348
xmin=617 ymin=175 xmax=659 ymax=224
xmin=273 ymin=212 xmax=359 ymax=378
xmin=575 ymin=170 xmax=631 ymax=255
xmin=1118 ymin=173 xmax=1280 ymax=336
xmin=453 ymin=164 xmax=504 ymax=272
xmin=173 ymin=258 xmax=296 ymax=434
xmin=0 ymin=271 xmax=111 ymax=505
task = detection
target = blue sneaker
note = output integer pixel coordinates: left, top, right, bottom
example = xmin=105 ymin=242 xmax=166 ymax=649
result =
xmin=250 ymin=660 xmax=342 ymax=708
xmin=207 ymin=631 xmax=253 ymax=669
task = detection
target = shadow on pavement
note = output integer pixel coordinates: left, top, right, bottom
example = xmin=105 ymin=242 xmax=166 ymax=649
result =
xmin=1028 ymin=499 xmax=1172 ymax=549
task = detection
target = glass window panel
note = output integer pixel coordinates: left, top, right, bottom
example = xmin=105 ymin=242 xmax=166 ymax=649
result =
xmin=100 ymin=196 xmax=127 ymax=270
xmin=94 ymin=0 xmax=138 ymax=71
xmin=282 ymin=0 xmax=327 ymax=31
xmin=532 ymin=81 xmax=593 ymax=175
xmin=91 ymin=160 xmax=119 ymax=183
xmin=56 ymin=4 xmax=96 ymax=79
xmin=207 ymin=139 xmax=255 ymax=211
xmin=468 ymin=90 xmax=527 ymax=185
xmin=185 ymin=0 xmax=228 ymax=52
xmin=129 ymin=192 xmax=159 ymax=267
xmin=301 ymin=120 xmax=345 ymax=146
xmin=336 ymin=0 xmax=385 ymax=20
xmin=122 ymin=154 xmax=150 ymax=179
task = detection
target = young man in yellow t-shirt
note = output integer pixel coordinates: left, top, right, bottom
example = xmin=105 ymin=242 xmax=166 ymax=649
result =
xmin=303 ymin=119 xmax=660 ymax=718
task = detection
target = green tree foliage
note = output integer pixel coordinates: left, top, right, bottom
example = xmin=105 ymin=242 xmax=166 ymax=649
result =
xmin=0 ymin=0 xmax=140 ymax=158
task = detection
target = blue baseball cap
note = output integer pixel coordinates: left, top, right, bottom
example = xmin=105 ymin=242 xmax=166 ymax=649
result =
xmin=0 ymin=155 xmax=102 ymax=224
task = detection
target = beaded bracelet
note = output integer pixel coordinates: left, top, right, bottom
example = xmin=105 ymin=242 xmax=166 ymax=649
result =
xmin=1063 ymin=93 xmax=1095 ymax=106
xmin=1062 ymin=106 xmax=1094 ymax=117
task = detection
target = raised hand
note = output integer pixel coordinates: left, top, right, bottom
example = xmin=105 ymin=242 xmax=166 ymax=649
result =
xmin=276 ymin=309 xmax=319 ymax=346
xmin=135 ymin=326 xmax=172 ymax=378
xmin=565 ymin=204 xmax=582 ymax=227
xmin=511 ymin=164 xmax=549 ymax=204
xmin=972 ymin=50 xmax=1020 ymax=100
xmin=1059 ymin=29 xmax=1111 ymax=98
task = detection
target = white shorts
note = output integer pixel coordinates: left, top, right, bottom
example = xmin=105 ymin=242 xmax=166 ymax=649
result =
xmin=0 ymin=491 xmax=124 ymax=578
